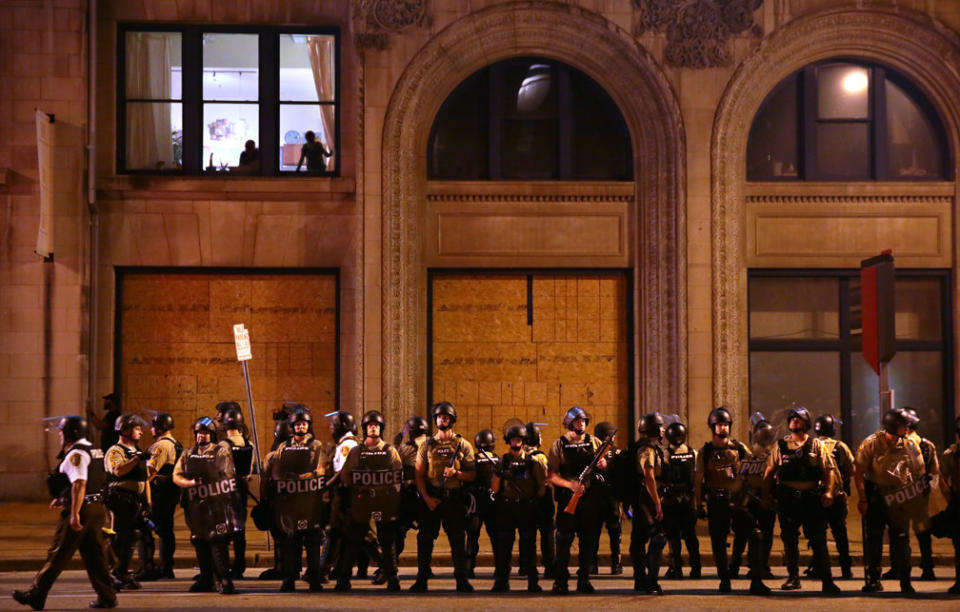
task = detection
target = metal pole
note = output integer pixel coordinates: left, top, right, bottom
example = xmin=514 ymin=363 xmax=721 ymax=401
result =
xmin=241 ymin=360 xmax=263 ymax=478
xmin=879 ymin=360 xmax=894 ymax=413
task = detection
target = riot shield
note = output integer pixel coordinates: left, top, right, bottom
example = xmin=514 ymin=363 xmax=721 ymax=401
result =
xmin=273 ymin=445 xmax=325 ymax=535
xmin=181 ymin=448 xmax=243 ymax=541
xmin=231 ymin=443 xmax=254 ymax=478
xmin=881 ymin=476 xmax=933 ymax=532
xmin=347 ymin=446 xmax=403 ymax=523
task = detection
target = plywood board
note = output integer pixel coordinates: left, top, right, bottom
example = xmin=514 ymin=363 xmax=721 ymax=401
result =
xmin=432 ymin=273 xmax=628 ymax=454
xmin=120 ymin=271 xmax=338 ymax=450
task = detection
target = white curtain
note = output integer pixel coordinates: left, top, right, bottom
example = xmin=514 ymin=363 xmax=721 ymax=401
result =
xmin=125 ymin=33 xmax=174 ymax=169
xmin=307 ymin=36 xmax=336 ymax=170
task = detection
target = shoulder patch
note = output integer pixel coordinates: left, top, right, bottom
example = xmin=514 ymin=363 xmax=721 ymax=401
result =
xmin=70 ymin=453 xmax=82 ymax=466
xmin=341 ymin=446 xmax=351 ymax=457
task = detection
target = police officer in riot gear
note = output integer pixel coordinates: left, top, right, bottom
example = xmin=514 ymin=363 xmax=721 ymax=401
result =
xmin=855 ymin=407 xmax=926 ymax=594
xmin=765 ymin=406 xmax=840 ymax=594
xmin=396 ymin=416 xmax=429 ymax=559
xmin=219 ymin=405 xmax=253 ymax=579
xmin=257 ymin=418 xmax=295 ymax=581
xmin=939 ymin=415 xmax=960 ymax=594
xmin=146 ymin=413 xmax=182 ymax=580
xmin=729 ymin=414 xmax=776 ymax=585
xmin=104 ymin=413 xmax=150 ymax=590
xmin=338 ymin=410 xmax=404 ymax=592
xmin=468 ymin=429 xmax=499 ymax=578
xmin=491 ymin=423 xmax=546 ymax=593
xmin=901 ymin=406 xmax=939 ymax=581
xmin=696 ymin=407 xmax=750 ymax=593
xmin=592 ymin=421 xmax=623 ymax=575
xmin=13 ymin=416 xmax=116 ymax=610
xmin=809 ymin=413 xmax=854 ymax=579
xmin=411 ymin=401 xmax=477 ymax=593
xmin=662 ymin=421 xmax=701 ymax=579
xmin=630 ymin=414 xmax=667 ymax=594
xmin=265 ymin=407 xmax=326 ymax=592
xmin=547 ymin=406 xmax=605 ymax=594
xmin=523 ymin=422 xmax=555 ymax=579
xmin=319 ymin=410 xmax=362 ymax=583
xmin=173 ymin=417 xmax=242 ymax=595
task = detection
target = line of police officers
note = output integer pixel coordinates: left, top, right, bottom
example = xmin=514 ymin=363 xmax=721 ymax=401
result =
xmin=14 ymin=401 xmax=960 ymax=609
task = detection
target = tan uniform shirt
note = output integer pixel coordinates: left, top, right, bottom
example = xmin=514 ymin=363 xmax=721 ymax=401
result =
xmin=855 ymin=431 xmax=925 ymax=490
xmin=636 ymin=444 xmax=662 ymax=477
xmin=147 ymin=434 xmax=178 ymax=475
xmin=819 ymin=436 xmax=854 ymax=495
xmin=909 ymin=431 xmax=940 ymax=476
xmin=417 ymin=432 xmax=476 ymax=489
xmin=940 ymin=443 xmax=960 ymax=499
xmin=770 ymin=434 xmax=837 ymax=491
xmin=105 ymin=442 xmax=146 ymax=494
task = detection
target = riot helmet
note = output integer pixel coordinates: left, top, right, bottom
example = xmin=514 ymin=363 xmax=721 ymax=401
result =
xmin=814 ymin=414 xmax=836 ymax=438
xmin=665 ymin=422 xmax=687 ymax=446
xmin=752 ymin=420 xmax=777 ymax=447
xmin=193 ymin=416 xmax=219 ymax=443
xmin=327 ymin=410 xmax=355 ymax=440
xmin=787 ymin=406 xmax=812 ymax=433
xmin=216 ymin=401 xmax=242 ymax=422
xmin=504 ymin=423 xmax=528 ymax=449
xmin=882 ymin=407 xmax=917 ymax=437
xmin=595 ymin=421 xmax=617 ymax=441
xmin=708 ymin=407 xmax=733 ymax=438
xmin=58 ymin=415 xmax=88 ymax=444
xmin=151 ymin=412 xmax=175 ymax=434
xmin=432 ymin=402 xmax=457 ymax=430
xmin=524 ymin=422 xmax=546 ymax=448
xmin=272 ymin=420 xmax=293 ymax=450
xmin=221 ymin=407 xmax=244 ymax=431
xmin=114 ymin=413 xmax=147 ymax=435
xmin=361 ymin=410 xmax=386 ymax=439
xmin=475 ymin=429 xmax=496 ymax=452
xmin=405 ymin=416 xmax=429 ymax=442
xmin=637 ymin=413 xmax=662 ymax=440
xmin=562 ymin=406 xmax=590 ymax=430
xmin=290 ymin=407 xmax=313 ymax=436
xmin=903 ymin=407 xmax=920 ymax=431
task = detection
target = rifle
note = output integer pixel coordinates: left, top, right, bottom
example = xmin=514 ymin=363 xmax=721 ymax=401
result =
xmin=563 ymin=430 xmax=615 ymax=514
xmin=440 ymin=439 xmax=464 ymax=498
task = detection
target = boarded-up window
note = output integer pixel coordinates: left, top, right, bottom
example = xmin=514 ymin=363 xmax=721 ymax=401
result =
xmin=431 ymin=273 xmax=629 ymax=453
xmin=118 ymin=270 xmax=338 ymax=449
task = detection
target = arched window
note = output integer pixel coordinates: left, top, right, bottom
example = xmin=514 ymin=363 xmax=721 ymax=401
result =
xmin=747 ymin=59 xmax=949 ymax=181
xmin=428 ymin=58 xmax=632 ymax=180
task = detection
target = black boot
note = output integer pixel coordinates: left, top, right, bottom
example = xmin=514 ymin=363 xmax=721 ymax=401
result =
xmin=527 ymin=572 xmax=542 ymax=593
xmin=900 ymin=580 xmax=916 ymax=595
xmin=821 ymin=579 xmax=841 ymax=594
xmin=455 ymin=574 xmax=474 ymax=593
xmin=408 ymin=574 xmax=428 ymax=593
xmin=575 ymin=577 xmax=595 ymax=594
xmin=749 ymin=578 xmax=771 ymax=595
xmin=781 ymin=574 xmax=801 ymax=591
xmin=491 ymin=577 xmax=509 ymax=592
xmin=12 ymin=589 xmax=46 ymax=611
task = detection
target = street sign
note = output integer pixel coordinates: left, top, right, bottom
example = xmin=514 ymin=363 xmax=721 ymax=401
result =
xmin=233 ymin=323 xmax=252 ymax=361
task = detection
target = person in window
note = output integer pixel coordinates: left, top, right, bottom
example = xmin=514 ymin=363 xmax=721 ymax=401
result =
xmin=235 ymin=140 xmax=260 ymax=174
xmin=296 ymin=130 xmax=332 ymax=173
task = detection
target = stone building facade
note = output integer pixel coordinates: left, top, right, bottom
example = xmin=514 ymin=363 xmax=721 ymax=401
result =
xmin=1 ymin=0 xmax=959 ymax=498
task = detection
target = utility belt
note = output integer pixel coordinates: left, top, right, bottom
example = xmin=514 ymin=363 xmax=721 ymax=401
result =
xmin=427 ymin=484 xmax=467 ymax=501
xmin=104 ymin=484 xmax=144 ymax=511
xmin=777 ymin=483 xmax=823 ymax=499
xmin=84 ymin=493 xmax=103 ymax=504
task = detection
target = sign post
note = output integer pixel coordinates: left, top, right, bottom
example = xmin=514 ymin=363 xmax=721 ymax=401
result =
xmin=850 ymin=251 xmax=896 ymax=415
xmin=232 ymin=324 xmax=263 ymax=481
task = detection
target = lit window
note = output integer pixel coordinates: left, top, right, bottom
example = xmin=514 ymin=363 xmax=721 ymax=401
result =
xmin=118 ymin=25 xmax=339 ymax=176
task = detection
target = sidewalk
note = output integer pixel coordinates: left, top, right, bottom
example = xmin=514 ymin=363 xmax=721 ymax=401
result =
xmin=0 ymin=501 xmax=954 ymax=573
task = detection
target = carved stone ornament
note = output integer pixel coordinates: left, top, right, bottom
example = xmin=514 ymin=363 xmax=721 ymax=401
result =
xmin=356 ymin=0 xmax=428 ymax=32
xmin=355 ymin=32 xmax=389 ymax=51
xmin=712 ymin=7 xmax=960 ymax=428
xmin=381 ymin=1 xmax=687 ymax=429
xmin=635 ymin=0 xmax=763 ymax=68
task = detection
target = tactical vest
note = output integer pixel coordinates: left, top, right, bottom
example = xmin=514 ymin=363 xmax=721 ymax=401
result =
xmin=498 ymin=453 xmax=540 ymax=501
xmin=351 ymin=443 xmax=403 ymax=489
xmin=777 ymin=437 xmax=820 ymax=483
xmin=701 ymin=440 xmax=745 ymax=489
xmin=229 ymin=438 xmax=254 ymax=478
xmin=47 ymin=442 xmax=107 ymax=502
xmin=154 ymin=437 xmax=184 ymax=478
xmin=107 ymin=444 xmax=148 ymax=484
xmin=663 ymin=446 xmax=696 ymax=488
xmin=559 ymin=433 xmax=595 ymax=480
xmin=473 ymin=449 xmax=499 ymax=490
xmin=427 ymin=434 xmax=467 ymax=484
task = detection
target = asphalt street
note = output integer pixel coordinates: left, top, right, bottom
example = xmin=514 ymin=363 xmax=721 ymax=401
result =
xmin=2 ymin=567 xmax=959 ymax=611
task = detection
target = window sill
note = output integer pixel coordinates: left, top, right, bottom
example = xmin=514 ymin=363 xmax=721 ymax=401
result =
xmin=96 ymin=175 xmax=356 ymax=201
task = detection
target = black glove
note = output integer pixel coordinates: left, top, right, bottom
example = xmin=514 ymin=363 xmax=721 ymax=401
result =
xmin=139 ymin=449 xmax=152 ymax=461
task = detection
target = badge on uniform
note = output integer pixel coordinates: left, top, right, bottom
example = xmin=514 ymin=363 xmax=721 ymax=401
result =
xmin=342 ymin=446 xmax=350 ymax=457
xmin=71 ymin=453 xmax=82 ymax=466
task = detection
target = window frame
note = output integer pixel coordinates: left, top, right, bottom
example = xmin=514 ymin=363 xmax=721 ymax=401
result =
xmin=747 ymin=58 xmax=950 ymax=182
xmin=747 ymin=268 xmax=954 ymax=449
xmin=117 ymin=23 xmax=341 ymax=177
